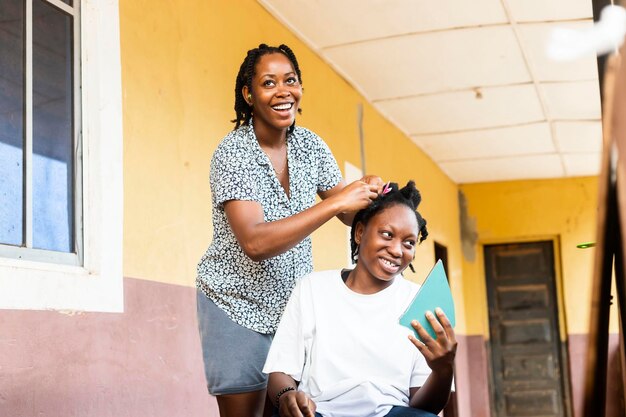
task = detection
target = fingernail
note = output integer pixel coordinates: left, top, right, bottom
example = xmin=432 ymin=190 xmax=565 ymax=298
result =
xmin=411 ymin=320 xmax=418 ymax=326
xmin=435 ymin=307 xmax=443 ymax=315
xmin=426 ymin=311 xmax=434 ymax=319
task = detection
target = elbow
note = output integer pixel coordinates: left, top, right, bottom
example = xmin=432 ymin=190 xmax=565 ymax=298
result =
xmin=336 ymin=211 xmax=354 ymax=226
xmin=240 ymin=239 xmax=269 ymax=262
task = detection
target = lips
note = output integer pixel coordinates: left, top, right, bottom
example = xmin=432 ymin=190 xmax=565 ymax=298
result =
xmin=379 ymin=257 xmax=400 ymax=274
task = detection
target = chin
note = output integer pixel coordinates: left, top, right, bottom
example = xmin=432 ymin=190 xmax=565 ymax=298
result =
xmin=375 ymin=272 xmax=396 ymax=282
xmin=271 ymin=120 xmax=295 ymax=130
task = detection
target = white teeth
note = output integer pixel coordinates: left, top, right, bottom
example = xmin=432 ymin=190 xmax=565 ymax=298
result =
xmin=381 ymin=258 xmax=398 ymax=268
xmin=272 ymin=103 xmax=292 ymax=110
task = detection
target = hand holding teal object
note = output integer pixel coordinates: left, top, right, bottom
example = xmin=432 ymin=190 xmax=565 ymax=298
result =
xmin=399 ymin=260 xmax=456 ymax=341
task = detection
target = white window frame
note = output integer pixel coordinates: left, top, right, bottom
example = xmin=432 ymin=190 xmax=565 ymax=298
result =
xmin=0 ymin=0 xmax=124 ymax=313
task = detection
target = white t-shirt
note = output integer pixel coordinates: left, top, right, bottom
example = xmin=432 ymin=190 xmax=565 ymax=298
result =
xmin=263 ymin=270 xmax=432 ymax=417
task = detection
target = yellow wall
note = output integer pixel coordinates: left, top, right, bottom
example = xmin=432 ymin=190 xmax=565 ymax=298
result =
xmin=119 ymin=0 xmax=463 ymax=328
xmin=459 ymin=177 xmax=617 ymax=335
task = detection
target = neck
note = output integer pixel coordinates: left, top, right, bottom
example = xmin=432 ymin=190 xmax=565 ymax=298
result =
xmin=252 ymin=121 xmax=288 ymax=149
xmin=345 ymin=264 xmax=394 ymax=295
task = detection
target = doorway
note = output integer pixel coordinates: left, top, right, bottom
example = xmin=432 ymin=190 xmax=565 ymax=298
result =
xmin=484 ymin=241 xmax=571 ymax=417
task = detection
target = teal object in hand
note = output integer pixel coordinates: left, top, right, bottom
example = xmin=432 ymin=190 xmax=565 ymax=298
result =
xmin=398 ymin=259 xmax=456 ymax=341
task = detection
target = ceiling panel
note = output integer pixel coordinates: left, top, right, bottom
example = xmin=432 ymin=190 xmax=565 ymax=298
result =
xmin=258 ymin=0 xmax=601 ymax=183
xmin=259 ymin=0 xmax=508 ymax=48
xmin=518 ymin=21 xmax=598 ymax=82
xmin=376 ymin=84 xmax=544 ymax=135
xmin=563 ymin=153 xmax=601 ymax=176
xmin=412 ymin=123 xmax=554 ymax=161
xmin=441 ymin=154 xmax=564 ymax=183
xmin=505 ymin=0 xmax=592 ymax=22
xmin=554 ymin=121 xmax=602 ymax=152
xmin=542 ymin=81 xmax=602 ymax=119
xmin=324 ymin=27 xmax=530 ymax=100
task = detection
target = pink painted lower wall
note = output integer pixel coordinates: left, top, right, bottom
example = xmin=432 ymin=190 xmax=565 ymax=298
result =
xmin=568 ymin=333 xmax=625 ymax=417
xmin=0 ymin=277 xmax=218 ymax=417
xmin=454 ymin=335 xmax=491 ymax=417
xmin=0 ymin=277 xmax=623 ymax=417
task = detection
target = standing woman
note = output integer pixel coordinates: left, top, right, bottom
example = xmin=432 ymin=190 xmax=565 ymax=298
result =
xmin=196 ymin=44 xmax=382 ymax=417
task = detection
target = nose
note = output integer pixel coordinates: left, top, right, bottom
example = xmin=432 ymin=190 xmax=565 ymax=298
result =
xmin=387 ymin=239 xmax=402 ymax=258
xmin=276 ymin=85 xmax=292 ymax=97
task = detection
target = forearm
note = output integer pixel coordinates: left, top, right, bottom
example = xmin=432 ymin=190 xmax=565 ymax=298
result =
xmin=409 ymin=366 xmax=454 ymax=413
xmin=336 ymin=210 xmax=355 ymax=226
xmin=268 ymin=372 xmax=298 ymax=408
xmin=231 ymin=197 xmax=342 ymax=261
xmin=226 ymin=179 xmax=378 ymax=261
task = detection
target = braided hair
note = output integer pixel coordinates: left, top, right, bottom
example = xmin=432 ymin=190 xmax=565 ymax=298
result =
xmin=350 ymin=181 xmax=428 ymax=272
xmin=231 ymin=43 xmax=303 ymax=133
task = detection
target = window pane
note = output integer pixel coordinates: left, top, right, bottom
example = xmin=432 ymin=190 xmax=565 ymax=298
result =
xmin=32 ymin=0 xmax=74 ymax=252
xmin=0 ymin=0 xmax=24 ymax=247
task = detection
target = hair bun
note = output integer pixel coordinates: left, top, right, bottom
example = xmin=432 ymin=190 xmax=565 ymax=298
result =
xmin=397 ymin=180 xmax=421 ymax=209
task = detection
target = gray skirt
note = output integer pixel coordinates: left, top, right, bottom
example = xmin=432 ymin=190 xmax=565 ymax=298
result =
xmin=196 ymin=289 xmax=273 ymax=395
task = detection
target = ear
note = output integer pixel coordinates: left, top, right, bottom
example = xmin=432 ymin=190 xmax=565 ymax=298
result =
xmin=354 ymin=222 xmax=365 ymax=246
xmin=242 ymin=85 xmax=251 ymax=105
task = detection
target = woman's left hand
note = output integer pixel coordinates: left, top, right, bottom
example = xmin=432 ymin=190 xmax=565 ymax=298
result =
xmin=360 ymin=175 xmax=384 ymax=194
xmin=408 ymin=308 xmax=457 ymax=375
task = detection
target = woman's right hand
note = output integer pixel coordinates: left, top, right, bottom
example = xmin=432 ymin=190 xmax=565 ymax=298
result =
xmin=360 ymin=175 xmax=384 ymax=194
xmin=333 ymin=180 xmax=379 ymax=213
xmin=279 ymin=390 xmax=317 ymax=417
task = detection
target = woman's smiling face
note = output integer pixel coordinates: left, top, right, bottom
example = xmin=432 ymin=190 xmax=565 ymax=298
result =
xmin=354 ymin=203 xmax=418 ymax=284
xmin=243 ymin=52 xmax=302 ymax=134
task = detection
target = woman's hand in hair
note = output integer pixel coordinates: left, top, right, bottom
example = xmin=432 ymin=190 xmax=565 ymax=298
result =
xmin=278 ymin=390 xmax=317 ymax=417
xmin=408 ymin=308 xmax=457 ymax=376
xmin=318 ymin=179 xmax=379 ymax=226
xmin=360 ymin=175 xmax=384 ymax=194
xmin=335 ymin=179 xmax=380 ymax=213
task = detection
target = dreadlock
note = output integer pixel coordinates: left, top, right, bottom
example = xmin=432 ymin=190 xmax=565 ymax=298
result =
xmin=231 ymin=43 xmax=303 ymax=133
xmin=349 ymin=181 xmax=428 ymax=272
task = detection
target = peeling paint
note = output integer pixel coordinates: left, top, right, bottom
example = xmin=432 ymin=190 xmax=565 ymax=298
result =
xmin=458 ymin=190 xmax=478 ymax=262
xmin=55 ymin=310 xmax=84 ymax=316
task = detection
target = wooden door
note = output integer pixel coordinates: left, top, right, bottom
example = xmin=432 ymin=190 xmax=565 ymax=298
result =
xmin=484 ymin=241 xmax=570 ymax=417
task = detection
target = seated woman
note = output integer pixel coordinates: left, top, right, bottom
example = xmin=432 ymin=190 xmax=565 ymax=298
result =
xmin=263 ymin=181 xmax=457 ymax=417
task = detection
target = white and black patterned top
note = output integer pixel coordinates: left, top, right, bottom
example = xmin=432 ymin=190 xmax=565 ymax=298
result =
xmin=196 ymin=124 xmax=343 ymax=334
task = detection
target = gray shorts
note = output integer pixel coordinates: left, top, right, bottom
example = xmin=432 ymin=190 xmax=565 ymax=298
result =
xmin=196 ymin=289 xmax=273 ymax=395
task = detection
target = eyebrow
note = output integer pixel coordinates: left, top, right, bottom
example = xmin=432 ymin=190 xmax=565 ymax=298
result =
xmin=260 ymin=71 xmax=296 ymax=77
xmin=380 ymin=226 xmax=418 ymax=239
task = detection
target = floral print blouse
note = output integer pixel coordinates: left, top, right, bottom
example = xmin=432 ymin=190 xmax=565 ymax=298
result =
xmin=196 ymin=124 xmax=343 ymax=334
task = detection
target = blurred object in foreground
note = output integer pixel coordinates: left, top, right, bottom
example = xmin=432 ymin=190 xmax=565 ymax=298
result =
xmin=547 ymin=5 xmax=626 ymax=61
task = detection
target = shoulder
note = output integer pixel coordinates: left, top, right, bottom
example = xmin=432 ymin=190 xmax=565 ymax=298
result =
xmin=301 ymin=269 xmax=342 ymax=281
xmin=211 ymin=127 xmax=254 ymax=166
xmin=291 ymin=126 xmax=326 ymax=148
xmin=213 ymin=127 xmax=250 ymax=156
xmin=298 ymin=269 xmax=342 ymax=291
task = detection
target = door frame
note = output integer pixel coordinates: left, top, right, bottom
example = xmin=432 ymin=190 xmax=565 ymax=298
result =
xmin=479 ymin=236 xmax=573 ymax=417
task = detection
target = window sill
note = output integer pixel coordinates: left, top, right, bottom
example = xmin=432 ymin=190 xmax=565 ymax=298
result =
xmin=0 ymin=259 xmax=123 ymax=312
